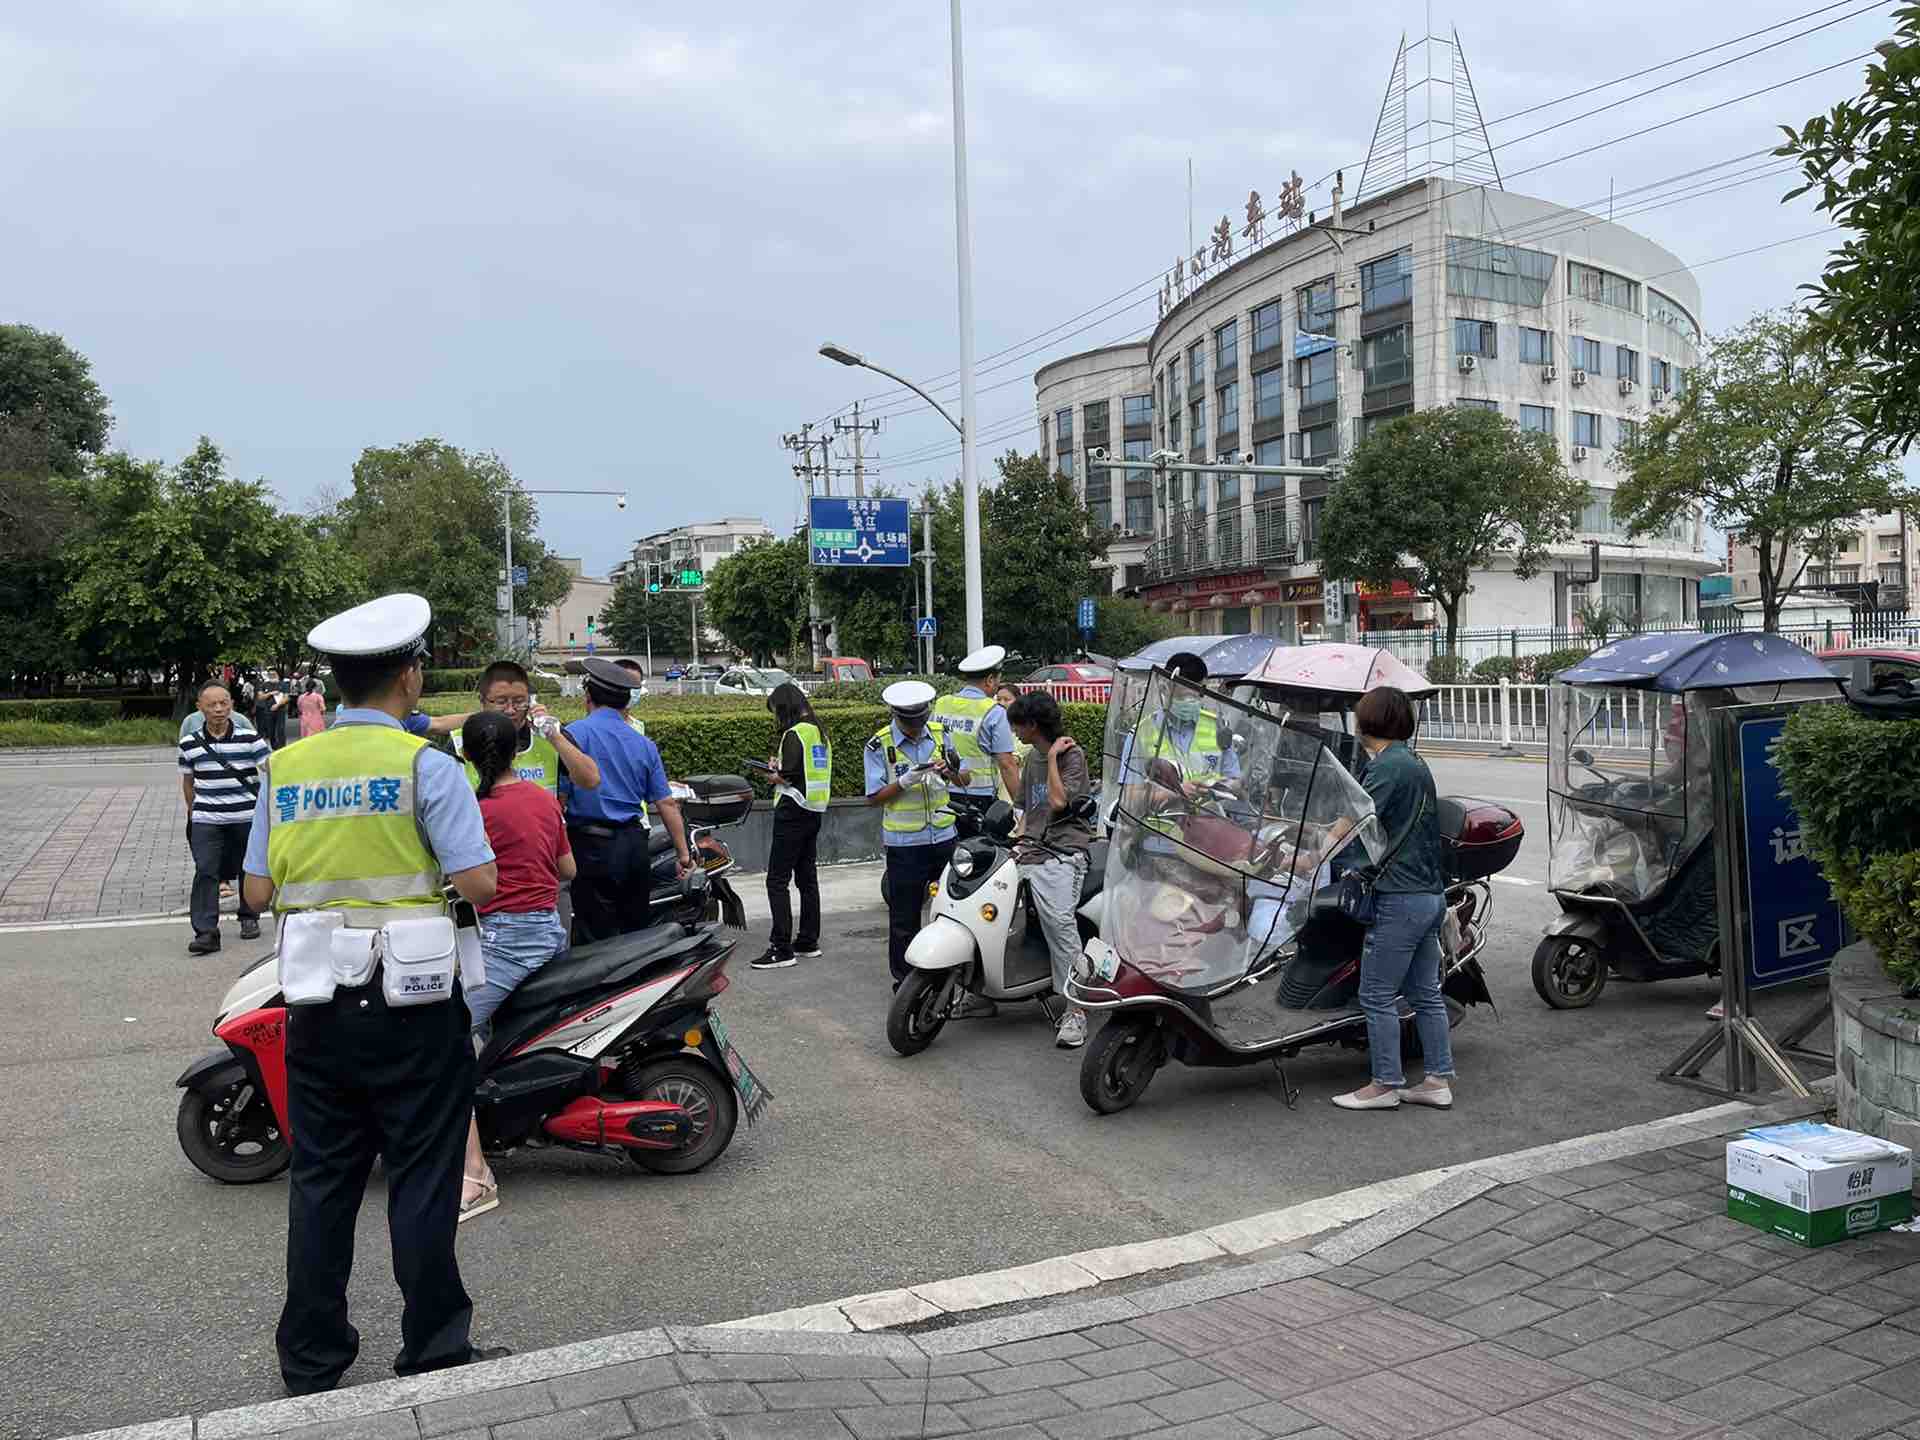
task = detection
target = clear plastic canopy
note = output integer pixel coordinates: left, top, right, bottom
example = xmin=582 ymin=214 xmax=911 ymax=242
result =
xmin=1103 ymin=669 xmax=1382 ymax=994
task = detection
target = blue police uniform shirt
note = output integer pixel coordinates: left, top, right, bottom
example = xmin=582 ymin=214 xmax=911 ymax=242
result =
xmin=1118 ymin=718 xmax=1243 ymax=783
xmin=561 ymin=706 xmax=670 ymax=824
xmin=242 ymin=707 xmax=494 ymax=877
xmin=944 ymin=685 xmax=1012 ymax=797
xmin=863 ymin=721 xmax=958 ymax=847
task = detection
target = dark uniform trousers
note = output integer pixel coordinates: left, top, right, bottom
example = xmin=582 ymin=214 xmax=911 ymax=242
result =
xmin=883 ymin=840 xmax=954 ymax=985
xmin=569 ymin=821 xmax=653 ymax=943
xmin=277 ymin=977 xmax=477 ymax=1394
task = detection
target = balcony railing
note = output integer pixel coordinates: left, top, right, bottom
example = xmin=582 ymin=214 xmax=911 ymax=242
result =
xmin=1142 ymin=496 xmax=1301 ymax=583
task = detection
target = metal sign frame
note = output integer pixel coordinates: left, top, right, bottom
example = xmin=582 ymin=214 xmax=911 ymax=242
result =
xmin=1661 ymin=697 xmax=1842 ymax=1101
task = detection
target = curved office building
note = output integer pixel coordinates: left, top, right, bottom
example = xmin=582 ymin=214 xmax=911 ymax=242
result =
xmin=1035 ymin=175 xmax=1717 ymax=641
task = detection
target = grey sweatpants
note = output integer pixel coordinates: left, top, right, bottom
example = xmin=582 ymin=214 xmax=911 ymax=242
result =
xmin=1017 ymin=851 xmax=1089 ymax=1000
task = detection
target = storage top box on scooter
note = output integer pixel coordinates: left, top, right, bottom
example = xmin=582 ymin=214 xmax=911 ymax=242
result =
xmin=678 ymin=774 xmax=755 ymax=826
xmin=1437 ymin=798 xmax=1524 ymax=881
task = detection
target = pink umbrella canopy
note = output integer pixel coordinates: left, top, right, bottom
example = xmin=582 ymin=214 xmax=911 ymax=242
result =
xmin=1240 ymin=644 xmax=1438 ymax=700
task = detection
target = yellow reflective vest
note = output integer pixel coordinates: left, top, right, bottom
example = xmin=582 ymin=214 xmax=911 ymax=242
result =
xmin=264 ymin=723 xmax=444 ymax=911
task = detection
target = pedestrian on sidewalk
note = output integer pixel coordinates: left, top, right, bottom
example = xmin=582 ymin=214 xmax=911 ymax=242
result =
xmin=755 ymin=681 xmax=830 ymax=970
xmin=1334 ymin=685 xmax=1455 ymax=1113
xmin=456 ymin=709 xmax=575 ymax=1221
xmin=1005 ymin=691 xmax=1094 ymax=1048
xmin=252 ymin=677 xmax=289 ymax=750
xmin=179 ymin=682 xmax=270 ymax=954
xmin=296 ymin=678 xmax=326 ymax=739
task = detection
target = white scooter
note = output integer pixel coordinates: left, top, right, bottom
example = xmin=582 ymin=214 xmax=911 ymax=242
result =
xmin=885 ymin=794 xmax=1105 ymax=1055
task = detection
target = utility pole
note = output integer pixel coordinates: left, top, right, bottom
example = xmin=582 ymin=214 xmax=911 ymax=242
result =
xmin=784 ymin=423 xmax=836 ymax=668
xmin=835 ymin=401 xmax=881 ymax=499
xmin=917 ymin=497 xmax=937 ymax=675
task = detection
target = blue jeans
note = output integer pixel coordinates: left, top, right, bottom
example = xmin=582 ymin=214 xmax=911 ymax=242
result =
xmin=1358 ymin=890 xmax=1453 ymax=1088
xmin=466 ymin=910 xmax=567 ymax=1033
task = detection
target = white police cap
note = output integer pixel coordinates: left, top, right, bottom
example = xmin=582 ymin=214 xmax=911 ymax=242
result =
xmin=882 ymin=679 xmax=937 ymax=716
xmin=957 ymin=644 xmax=1006 ymax=676
xmin=307 ymin=593 xmax=431 ymax=659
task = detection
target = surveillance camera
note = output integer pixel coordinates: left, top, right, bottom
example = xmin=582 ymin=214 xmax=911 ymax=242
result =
xmin=1090 ymin=446 xmax=1108 ymax=461
xmin=1150 ymin=448 xmax=1180 ymax=464
xmin=616 ymin=495 xmax=628 ymax=510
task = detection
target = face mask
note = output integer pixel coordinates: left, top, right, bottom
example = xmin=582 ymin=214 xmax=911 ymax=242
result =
xmin=1170 ymin=698 xmax=1201 ymax=726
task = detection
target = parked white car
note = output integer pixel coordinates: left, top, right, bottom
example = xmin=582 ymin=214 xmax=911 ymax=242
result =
xmin=714 ymin=667 xmax=794 ymax=697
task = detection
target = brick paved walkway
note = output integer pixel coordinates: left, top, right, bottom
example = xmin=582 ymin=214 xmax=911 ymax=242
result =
xmin=0 ymin=784 xmax=197 ymax=924
xmin=73 ymin=1115 xmax=1920 ymax=1440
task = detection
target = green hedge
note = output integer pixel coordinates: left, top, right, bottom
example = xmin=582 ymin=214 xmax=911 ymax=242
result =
xmin=1774 ymin=705 xmax=1920 ymax=987
xmin=0 ymin=696 xmax=175 ymax=723
xmin=424 ymin=669 xmax=561 ymax=696
xmin=1530 ymin=647 xmax=1593 ymax=683
xmin=808 ymin=677 xmax=967 ymax=707
xmin=0 ymin=719 xmax=179 ymax=747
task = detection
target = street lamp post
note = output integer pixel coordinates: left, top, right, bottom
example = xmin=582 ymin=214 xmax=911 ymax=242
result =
xmin=502 ymin=487 xmax=628 ymax=659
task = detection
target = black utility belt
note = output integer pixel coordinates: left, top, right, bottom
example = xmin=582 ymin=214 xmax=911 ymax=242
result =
xmin=569 ymin=818 xmax=646 ymax=838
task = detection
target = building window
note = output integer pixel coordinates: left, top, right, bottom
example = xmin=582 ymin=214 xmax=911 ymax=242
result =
xmin=1216 ymin=381 xmax=1238 ymax=438
xmin=1124 ymin=494 xmax=1151 ymax=532
xmin=1568 ymin=261 xmax=1641 ymax=313
xmin=1616 ymin=347 xmax=1639 ymax=383
xmin=1215 ymin=320 xmax=1238 ymax=372
xmin=1252 ymin=299 xmax=1285 ymax=356
xmin=1648 ymin=358 xmax=1671 ymax=393
xmin=1055 ymin=408 xmax=1072 ymax=446
xmin=1218 ymin=472 xmax=1240 ymax=505
xmin=1354 ymin=406 xmax=1412 ymax=446
xmin=1360 ymin=251 xmax=1412 ymax=313
xmin=1881 ymin=562 xmax=1903 ymax=586
xmin=1188 ymin=398 xmax=1205 ymax=446
xmin=1059 ymin=450 xmax=1075 ymax=479
xmin=1649 ymin=288 xmax=1700 ymax=345
xmin=1519 ymin=404 xmax=1554 ymax=436
xmin=1571 ymin=336 xmax=1603 ymax=373
xmin=1254 ymin=438 xmax=1287 ymax=495
xmin=1519 ymin=327 xmax=1552 ymax=365
xmin=1291 ymin=423 xmax=1337 ymax=465
xmin=1188 ymin=342 xmax=1205 ymax=388
xmin=1572 ymin=411 xmax=1601 ymax=448
xmin=1294 ymin=349 xmax=1336 ymax=408
xmin=1581 ymin=489 xmax=1616 ymax=535
xmin=1084 ymin=399 xmax=1109 ymax=436
xmin=1445 ymin=236 xmax=1555 ymax=305
xmin=1123 ymin=393 xmax=1152 ymax=426
xmin=1254 ymin=366 xmax=1286 ymax=423
xmin=1301 ymin=496 xmax=1325 ymax=561
xmin=1455 ymin=398 xmax=1499 ymax=412
xmin=1298 ymin=277 xmax=1336 ymax=336
xmin=1617 ymin=418 xmax=1640 ymax=449
xmin=1362 ymin=325 xmax=1412 ymax=390
xmin=1170 ymin=411 xmax=1181 ymax=448
xmin=1454 ymin=318 xmax=1497 ymax=357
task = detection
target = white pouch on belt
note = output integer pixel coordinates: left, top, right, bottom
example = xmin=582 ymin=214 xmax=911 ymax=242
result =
xmin=451 ymin=898 xmax=488 ymax=990
xmin=279 ymin=912 xmax=346 ymax=1005
xmin=379 ymin=915 xmax=459 ymax=1007
xmin=329 ymin=927 xmax=379 ymax=989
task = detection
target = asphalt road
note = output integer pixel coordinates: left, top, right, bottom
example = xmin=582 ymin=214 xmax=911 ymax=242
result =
xmin=0 ymin=754 xmax=1827 ymax=1439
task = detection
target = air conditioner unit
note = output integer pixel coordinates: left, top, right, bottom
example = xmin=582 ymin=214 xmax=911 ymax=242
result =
xmin=1618 ymin=378 xmax=1636 ymax=396
xmin=1571 ymin=369 xmax=1587 ymax=387
xmin=1457 ymin=354 xmax=1477 ymax=374
xmin=1541 ymin=364 xmax=1558 ymax=382
xmin=1649 ymin=387 xmax=1667 ymax=405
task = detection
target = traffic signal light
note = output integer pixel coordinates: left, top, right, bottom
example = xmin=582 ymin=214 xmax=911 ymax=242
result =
xmin=678 ymin=568 xmax=703 ymax=587
xmin=647 ymin=579 xmax=661 ymax=594
xmin=585 ymin=614 xmax=596 ymax=634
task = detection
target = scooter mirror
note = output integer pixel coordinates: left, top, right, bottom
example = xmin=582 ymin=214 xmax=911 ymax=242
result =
xmin=1570 ymin=747 xmax=1596 ymax=768
xmin=982 ymin=799 xmax=1016 ymax=840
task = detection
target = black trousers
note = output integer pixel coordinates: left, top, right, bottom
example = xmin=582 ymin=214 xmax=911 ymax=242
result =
xmin=570 ymin=824 xmax=652 ymax=944
xmin=883 ymin=840 xmax=954 ymax=984
xmin=766 ymin=802 xmax=822 ymax=954
xmin=188 ymin=821 xmax=258 ymax=936
xmin=277 ymin=979 xmax=476 ymax=1394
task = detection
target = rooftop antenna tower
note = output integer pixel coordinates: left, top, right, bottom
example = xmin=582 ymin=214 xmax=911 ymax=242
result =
xmin=1358 ymin=24 xmax=1502 ymax=202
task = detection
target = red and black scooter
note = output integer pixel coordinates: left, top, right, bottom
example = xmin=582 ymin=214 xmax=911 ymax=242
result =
xmin=175 ymin=781 xmax=770 ymax=1184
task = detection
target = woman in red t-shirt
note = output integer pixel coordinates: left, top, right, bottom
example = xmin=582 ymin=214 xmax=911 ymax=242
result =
xmin=458 ymin=710 xmax=575 ymax=1221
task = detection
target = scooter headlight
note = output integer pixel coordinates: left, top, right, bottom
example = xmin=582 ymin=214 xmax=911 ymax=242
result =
xmin=952 ymin=848 xmax=977 ymax=879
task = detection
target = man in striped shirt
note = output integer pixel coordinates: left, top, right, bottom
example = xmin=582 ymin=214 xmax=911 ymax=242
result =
xmin=179 ymin=682 xmax=271 ymax=954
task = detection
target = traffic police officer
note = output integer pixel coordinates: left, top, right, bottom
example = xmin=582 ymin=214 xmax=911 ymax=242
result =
xmin=560 ymin=656 xmax=691 ymax=941
xmin=1125 ymin=653 xmax=1242 ymax=786
xmin=864 ymin=680 xmax=973 ymax=986
xmin=241 ymin=593 xmax=506 ymax=1395
xmin=934 ymin=644 xmax=1020 ymax=803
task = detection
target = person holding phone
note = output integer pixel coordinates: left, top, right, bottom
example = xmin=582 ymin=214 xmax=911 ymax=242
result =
xmin=863 ymin=680 xmax=972 ymax=988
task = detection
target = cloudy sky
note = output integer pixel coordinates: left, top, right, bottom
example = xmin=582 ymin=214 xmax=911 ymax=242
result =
xmin=1 ymin=0 xmax=1895 ymax=574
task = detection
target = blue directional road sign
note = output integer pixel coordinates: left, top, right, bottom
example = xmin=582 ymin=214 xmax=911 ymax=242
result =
xmin=916 ymin=616 xmax=938 ymax=638
xmin=1077 ymin=596 xmax=1097 ymax=632
xmin=510 ymin=565 xmax=528 ymax=586
xmin=810 ymin=496 xmax=912 ymax=567
xmin=1737 ymin=714 xmax=1845 ymax=990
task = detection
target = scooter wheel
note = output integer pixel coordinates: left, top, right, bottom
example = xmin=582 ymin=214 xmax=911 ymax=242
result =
xmin=176 ymin=1074 xmax=290 ymax=1184
xmin=621 ymin=1058 xmax=739 ymax=1174
xmin=1532 ymin=935 xmax=1608 ymax=1010
xmin=887 ymin=970 xmax=953 ymax=1057
xmin=1080 ymin=1017 xmax=1161 ymax=1115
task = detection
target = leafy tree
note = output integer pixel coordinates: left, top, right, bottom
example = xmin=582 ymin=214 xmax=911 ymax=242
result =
xmin=822 ymin=578 xmax=918 ymax=670
xmin=704 ymin=536 xmax=808 ymax=664
xmin=1090 ymin=595 xmax=1181 ymax=659
xmin=1778 ymin=13 xmax=1920 ymax=451
xmin=338 ymin=440 xmax=573 ymax=662
xmin=1320 ymin=407 xmax=1584 ymax=654
xmin=602 ymin=570 xmax=693 ymax=664
xmin=1610 ymin=309 xmax=1911 ymax=632
xmin=979 ymin=450 xmax=1107 ymax=663
xmin=0 ymin=325 xmax=111 ymax=562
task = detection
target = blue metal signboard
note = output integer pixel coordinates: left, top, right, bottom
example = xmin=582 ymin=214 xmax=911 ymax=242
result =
xmin=916 ymin=616 xmax=938 ymax=637
xmin=810 ymin=497 xmax=912 ymax=567
xmin=1738 ymin=715 xmax=1844 ymax=989
xmin=1294 ymin=329 xmax=1336 ymax=359
xmin=510 ymin=565 xmax=528 ymax=586
xmin=1077 ymin=596 xmax=1097 ymax=632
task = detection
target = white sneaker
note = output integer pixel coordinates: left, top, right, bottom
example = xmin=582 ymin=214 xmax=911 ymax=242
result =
xmin=1055 ymin=1010 xmax=1088 ymax=1049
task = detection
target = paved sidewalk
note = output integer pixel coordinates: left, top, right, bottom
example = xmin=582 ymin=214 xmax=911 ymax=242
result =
xmin=0 ymin=783 xmax=195 ymax=924
xmin=72 ymin=1097 xmax=1920 ymax=1440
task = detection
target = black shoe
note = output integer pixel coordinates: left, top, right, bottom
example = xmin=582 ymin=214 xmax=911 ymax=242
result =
xmin=467 ymin=1345 xmax=513 ymax=1365
xmin=188 ymin=932 xmax=221 ymax=955
xmin=751 ymin=947 xmax=797 ymax=970
xmin=239 ymin=917 xmax=261 ymax=941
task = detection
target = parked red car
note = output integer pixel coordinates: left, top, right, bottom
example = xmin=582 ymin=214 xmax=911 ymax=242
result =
xmin=1019 ymin=663 xmax=1113 ymax=703
xmin=1818 ymin=646 xmax=1920 ymax=693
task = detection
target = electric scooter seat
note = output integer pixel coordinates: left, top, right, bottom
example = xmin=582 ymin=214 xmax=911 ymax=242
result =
xmin=497 ymin=925 xmax=701 ymax=1018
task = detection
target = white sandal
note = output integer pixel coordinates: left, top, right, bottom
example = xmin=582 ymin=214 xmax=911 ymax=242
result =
xmin=459 ymin=1171 xmax=499 ymax=1222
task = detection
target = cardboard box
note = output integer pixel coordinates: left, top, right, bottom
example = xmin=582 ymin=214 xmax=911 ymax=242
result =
xmin=1727 ymin=1122 xmax=1913 ymax=1248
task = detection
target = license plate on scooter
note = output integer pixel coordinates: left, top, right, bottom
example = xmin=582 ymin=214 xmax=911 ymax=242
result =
xmin=707 ymin=1012 xmax=773 ymax=1122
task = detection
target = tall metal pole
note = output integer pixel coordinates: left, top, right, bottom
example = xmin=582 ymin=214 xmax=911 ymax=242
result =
xmin=690 ymin=594 xmax=700 ymax=676
xmin=920 ymin=499 xmax=937 ymax=675
xmin=502 ymin=490 xmax=515 ymax=658
xmin=853 ymin=400 xmax=865 ymax=499
xmin=950 ymin=0 xmax=983 ymax=653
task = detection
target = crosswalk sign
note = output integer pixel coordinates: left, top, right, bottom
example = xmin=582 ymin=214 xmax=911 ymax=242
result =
xmin=916 ymin=616 xmax=938 ymax=637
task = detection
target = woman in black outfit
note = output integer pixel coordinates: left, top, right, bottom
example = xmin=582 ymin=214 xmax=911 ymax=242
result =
xmin=755 ymin=682 xmax=830 ymax=970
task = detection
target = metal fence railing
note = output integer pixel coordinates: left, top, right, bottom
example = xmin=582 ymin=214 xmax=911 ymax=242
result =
xmin=1417 ymin=682 xmax=1657 ymax=752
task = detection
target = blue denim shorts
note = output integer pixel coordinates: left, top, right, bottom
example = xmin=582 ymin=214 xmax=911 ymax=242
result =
xmin=467 ymin=909 xmax=568 ymax=1033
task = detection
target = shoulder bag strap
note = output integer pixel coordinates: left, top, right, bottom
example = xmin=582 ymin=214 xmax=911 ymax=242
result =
xmin=189 ymin=729 xmax=263 ymax=798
